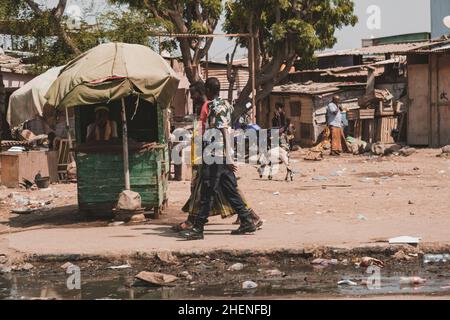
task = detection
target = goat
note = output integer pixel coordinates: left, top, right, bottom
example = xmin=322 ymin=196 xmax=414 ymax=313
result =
xmin=257 ymin=146 xmax=294 ymax=182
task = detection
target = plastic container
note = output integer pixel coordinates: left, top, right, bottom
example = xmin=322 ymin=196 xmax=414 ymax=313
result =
xmin=35 ymin=176 xmax=50 ymax=189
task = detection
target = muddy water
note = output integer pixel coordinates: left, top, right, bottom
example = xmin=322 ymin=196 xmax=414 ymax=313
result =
xmin=1 ymin=260 xmax=450 ymax=300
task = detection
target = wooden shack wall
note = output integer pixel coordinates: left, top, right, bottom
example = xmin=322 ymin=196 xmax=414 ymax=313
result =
xmin=407 ymin=53 xmax=450 ymax=147
xmin=432 ymin=54 xmax=450 ymax=146
xmin=268 ymin=93 xmax=316 ymax=146
xmin=201 ymin=64 xmax=249 ymax=101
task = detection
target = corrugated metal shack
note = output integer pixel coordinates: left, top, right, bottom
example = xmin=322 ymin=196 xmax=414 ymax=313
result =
xmin=200 ymin=59 xmax=249 ymax=101
xmin=268 ymin=41 xmax=416 ymax=146
xmin=268 ymin=82 xmax=365 ymax=146
xmin=396 ymin=37 xmax=450 ymax=147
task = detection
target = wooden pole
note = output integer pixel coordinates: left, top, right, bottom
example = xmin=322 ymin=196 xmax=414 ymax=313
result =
xmin=250 ymin=33 xmax=257 ymax=123
xmin=158 ymin=36 xmax=161 ymax=55
xmin=121 ymin=98 xmax=131 ymax=190
xmin=205 ymin=37 xmax=209 ymax=79
xmin=65 ymin=108 xmax=74 ymax=162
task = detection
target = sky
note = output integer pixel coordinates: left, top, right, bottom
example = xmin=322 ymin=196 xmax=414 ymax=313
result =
xmin=11 ymin=0 xmax=450 ymax=61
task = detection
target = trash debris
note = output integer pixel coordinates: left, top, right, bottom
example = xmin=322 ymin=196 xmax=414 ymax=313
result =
xmin=178 ymin=271 xmax=193 ymax=280
xmin=0 ymin=255 xmax=7 ymax=265
xmin=116 ymin=190 xmax=142 ymax=211
xmin=273 ymin=192 xmax=280 ymax=196
xmin=0 ymin=266 xmax=12 ymax=274
xmin=338 ymin=280 xmax=358 ymax=286
xmin=135 ymin=272 xmax=178 ymax=286
xmin=11 ymin=207 xmax=37 ymax=214
xmin=423 ymin=254 xmax=450 ymax=264
xmin=242 ymin=281 xmax=258 ymax=289
xmin=228 ymin=263 xmax=244 ymax=271
xmin=399 ymin=277 xmax=427 ymax=285
xmin=156 ymin=251 xmax=178 ymax=264
xmin=357 ymin=214 xmax=368 ymax=221
xmin=108 ymin=221 xmax=125 ymax=227
xmin=312 ymin=258 xmax=331 ymax=266
xmin=129 ymin=214 xmax=146 ymax=223
xmin=386 ymin=144 xmax=403 ymax=155
xmin=312 ymin=176 xmax=328 ymax=181
xmin=108 ymin=263 xmax=132 ymax=270
xmin=359 ymin=257 xmax=385 ymax=268
xmin=437 ymin=145 xmax=450 ymax=157
xmin=371 ymin=143 xmax=386 ymax=156
xmin=389 ymin=236 xmax=421 ymax=245
xmin=284 ymin=212 xmax=296 ymax=216
xmin=265 ymin=269 xmax=285 ymax=277
xmin=12 ymin=263 xmax=34 ymax=271
xmin=11 ymin=195 xmax=31 ymax=206
xmin=392 ymin=250 xmax=413 ymax=261
xmin=399 ymin=147 xmax=416 ymax=157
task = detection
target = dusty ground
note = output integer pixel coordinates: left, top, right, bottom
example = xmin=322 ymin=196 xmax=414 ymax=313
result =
xmin=1 ymin=148 xmax=450 ymax=258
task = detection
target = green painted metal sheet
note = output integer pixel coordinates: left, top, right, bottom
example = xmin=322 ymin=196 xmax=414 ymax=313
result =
xmin=76 ymin=149 xmax=168 ymax=210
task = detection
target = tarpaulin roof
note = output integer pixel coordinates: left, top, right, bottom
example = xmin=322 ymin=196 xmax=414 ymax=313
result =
xmin=7 ymin=66 xmax=64 ymax=127
xmin=45 ymin=42 xmax=180 ymax=109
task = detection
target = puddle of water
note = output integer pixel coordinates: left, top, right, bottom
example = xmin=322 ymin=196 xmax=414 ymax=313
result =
xmin=1 ymin=263 xmax=450 ymax=300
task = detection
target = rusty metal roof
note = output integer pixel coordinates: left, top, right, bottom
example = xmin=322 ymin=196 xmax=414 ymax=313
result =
xmin=293 ymin=57 xmax=405 ymax=78
xmin=272 ymin=81 xmax=365 ymax=96
xmin=395 ymin=38 xmax=450 ymax=54
xmin=0 ymin=54 xmax=31 ymax=74
xmin=316 ymin=42 xmax=430 ymax=57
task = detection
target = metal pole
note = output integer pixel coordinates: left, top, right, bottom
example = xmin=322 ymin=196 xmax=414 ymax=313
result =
xmin=121 ymin=98 xmax=131 ymax=190
xmin=154 ymin=33 xmax=252 ymax=38
xmin=250 ymin=34 xmax=257 ymax=123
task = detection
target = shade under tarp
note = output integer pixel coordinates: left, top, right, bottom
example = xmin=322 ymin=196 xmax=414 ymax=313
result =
xmin=7 ymin=66 xmax=64 ymax=127
xmin=45 ymin=42 xmax=180 ymax=109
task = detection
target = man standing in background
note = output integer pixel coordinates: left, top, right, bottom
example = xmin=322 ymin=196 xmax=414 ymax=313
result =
xmin=327 ymin=95 xmax=347 ymax=156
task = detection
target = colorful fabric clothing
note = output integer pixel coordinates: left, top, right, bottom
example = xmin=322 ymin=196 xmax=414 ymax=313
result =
xmin=330 ymin=126 xmax=349 ymax=154
xmin=331 ymin=126 xmax=343 ymax=153
xmin=207 ymin=98 xmax=233 ymax=130
xmin=182 ymin=164 xmax=252 ymax=219
xmin=203 ymin=98 xmax=233 ymax=159
xmin=191 ymin=100 xmax=210 ymax=166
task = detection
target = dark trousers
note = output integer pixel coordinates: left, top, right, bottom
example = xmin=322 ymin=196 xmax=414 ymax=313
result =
xmin=195 ymin=163 xmax=251 ymax=227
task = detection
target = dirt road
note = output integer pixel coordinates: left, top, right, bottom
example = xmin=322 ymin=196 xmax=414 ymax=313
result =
xmin=1 ymin=148 xmax=450 ymax=257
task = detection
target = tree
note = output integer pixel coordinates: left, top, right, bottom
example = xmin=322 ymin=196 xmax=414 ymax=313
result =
xmin=110 ymin=0 xmax=223 ymax=84
xmin=224 ymin=0 xmax=357 ymax=118
xmin=0 ymin=1 xmax=165 ymax=71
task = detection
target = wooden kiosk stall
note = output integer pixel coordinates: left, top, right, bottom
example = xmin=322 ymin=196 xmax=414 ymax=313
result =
xmin=45 ymin=43 xmax=179 ymax=217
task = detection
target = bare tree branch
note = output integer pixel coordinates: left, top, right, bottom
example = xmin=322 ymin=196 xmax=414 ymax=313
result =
xmin=23 ymin=0 xmax=42 ymax=14
xmin=53 ymin=0 xmax=67 ymax=19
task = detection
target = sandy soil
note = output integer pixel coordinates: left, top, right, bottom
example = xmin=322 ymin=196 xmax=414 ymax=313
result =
xmin=1 ymin=148 xmax=450 ymax=256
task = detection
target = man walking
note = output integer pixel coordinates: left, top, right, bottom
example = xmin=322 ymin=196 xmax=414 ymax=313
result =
xmin=181 ymin=78 xmax=257 ymax=240
xmin=327 ymin=95 xmax=346 ymax=156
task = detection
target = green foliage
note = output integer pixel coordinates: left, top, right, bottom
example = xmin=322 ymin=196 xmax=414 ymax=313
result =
xmin=0 ymin=1 xmax=168 ymax=72
xmin=224 ymin=0 xmax=358 ymax=66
